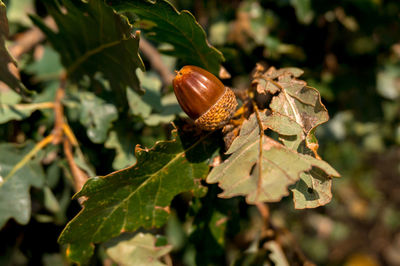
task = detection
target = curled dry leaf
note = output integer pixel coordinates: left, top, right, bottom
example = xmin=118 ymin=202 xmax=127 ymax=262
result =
xmin=207 ymin=66 xmax=340 ymax=208
xmin=206 ymin=114 xmax=339 ymax=204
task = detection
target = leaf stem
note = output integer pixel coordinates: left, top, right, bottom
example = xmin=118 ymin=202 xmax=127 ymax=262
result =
xmin=62 ymin=123 xmax=78 ymax=146
xmin=139 ymin=37 xmax=174 ymax=91
xmin=13 ymin=102 xmax=55 ymax=110
xmin=2 ymin=134 xmax=54 ymax=185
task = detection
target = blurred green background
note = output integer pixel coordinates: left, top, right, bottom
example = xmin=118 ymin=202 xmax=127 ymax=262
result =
xmin=1 ymin=0 xmax=400 ymax=265
xmin=196 ymin=0 xmax=400 ymax=265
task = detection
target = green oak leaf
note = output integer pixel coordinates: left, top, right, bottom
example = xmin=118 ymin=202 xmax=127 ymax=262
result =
xmin=127 ymin=86 xmax=153 ymax=118
xmin=143 ymin=92 xmax=181 ymax=126
xmin=66 ymin=241 xmax=94 ymax=266
xmin=187 ymin=187 xmax=237 ymax=265
xmin=106 ymin=233 xmax=172 ymax=266
xmin=207 ymin=114 xmax=340 ymax=204
xmin=59 ymin=129 xmax=217 ymax=264
xmin=126 ymin=70 xmax=162 ymax=119
xmin=25 ymin=46 xmax=63 ymax=82
xmin=78 ymin=92 xmax=118 ymax=144
xmin=0 ymin=89 xmax=54 ymax=124
xmin=108 ymin=0 xmax=224 ymax=74
xmin=127 ymin=70 xmax=183 ymax=126
xmin=30 ymin=0 xmax=144 ymax=94
xmin=105 ymin=130 xmax=137 ymax=170
xmin=0 ymin=0 xmax=31 ymax=96
xmin=0 ymin=141 xmax=45 ymax=228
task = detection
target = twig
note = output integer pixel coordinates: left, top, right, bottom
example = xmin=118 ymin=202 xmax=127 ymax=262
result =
xmin=51 ymin=74 xmax=88 ymax=195
xmin=4 ymin=17 xmax=56 ymax=88
xmin=255 ymin=202 xmax=273 ymax=241
xmin=2 ymin=64 xmax=89 ymax=200
xmin=139 ymin=38 xmax=174 ymax=89
xmin=14 ymin=102 xmax=55 ymax=109
xmin=9 ymin=17 xmax=56 ymax=60
xmin=52 ymin=72 xmax=67 ymax=145
xmin=63 ymin=138 xmax=88 ymax=196
xmin=53 ymin=74 xmax=89 ymax=197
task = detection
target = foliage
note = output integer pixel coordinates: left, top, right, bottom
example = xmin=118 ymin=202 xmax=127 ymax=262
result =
xmin=1 ymin=0 xmax=399 ymax=265
xmin=0 ymin=141 xmax=45 ymax=228
xmin=30 ymin=0 xmax=144 ymax=94
xmin=105 ymin=233 xmax=172 ymax=266
xmin=59 ymin=129 xmax=215 ymax=263
xmin=108 ymin=0 xmax=224 ymax=75
xmin=0 ymin=0 xmax=31 ymax=96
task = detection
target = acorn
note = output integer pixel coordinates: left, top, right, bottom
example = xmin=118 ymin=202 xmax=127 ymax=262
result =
xmin=173 ymin=65 xmax=238 ymax=131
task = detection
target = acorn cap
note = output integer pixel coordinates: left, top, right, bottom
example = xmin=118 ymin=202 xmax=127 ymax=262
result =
xmin=173 ymin=65 xmax=238 ymax=131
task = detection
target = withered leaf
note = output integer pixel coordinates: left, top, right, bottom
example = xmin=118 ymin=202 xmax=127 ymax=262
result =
xmin=207 ymin=114 xmax=339 ymax=204
xmin=209 ymin=66 xmax=339 ymax=208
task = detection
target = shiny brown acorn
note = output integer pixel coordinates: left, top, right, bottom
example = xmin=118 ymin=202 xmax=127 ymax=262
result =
xmin=173 ymin=65 xmax=238 ymax=131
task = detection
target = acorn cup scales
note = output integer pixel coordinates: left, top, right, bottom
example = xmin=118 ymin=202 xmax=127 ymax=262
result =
xmin=173 ymin=65 xmax=238 ymax=131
